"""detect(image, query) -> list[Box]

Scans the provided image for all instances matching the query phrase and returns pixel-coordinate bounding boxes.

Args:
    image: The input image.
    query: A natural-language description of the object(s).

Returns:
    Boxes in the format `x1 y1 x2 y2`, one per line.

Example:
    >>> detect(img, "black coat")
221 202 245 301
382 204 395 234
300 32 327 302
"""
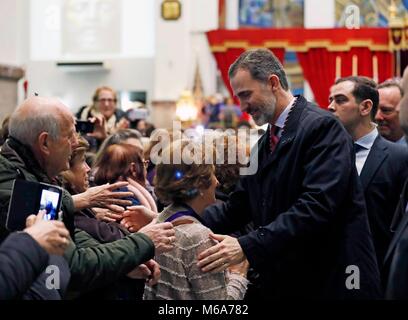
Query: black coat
384 177 408 299
203 95 381 299
359 135 408 271
0 232 48 299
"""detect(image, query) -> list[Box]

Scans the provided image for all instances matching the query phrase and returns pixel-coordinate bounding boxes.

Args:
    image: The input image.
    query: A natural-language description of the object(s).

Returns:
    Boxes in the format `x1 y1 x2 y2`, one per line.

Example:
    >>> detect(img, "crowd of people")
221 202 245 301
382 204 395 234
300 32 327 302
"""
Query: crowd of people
2 48 408 300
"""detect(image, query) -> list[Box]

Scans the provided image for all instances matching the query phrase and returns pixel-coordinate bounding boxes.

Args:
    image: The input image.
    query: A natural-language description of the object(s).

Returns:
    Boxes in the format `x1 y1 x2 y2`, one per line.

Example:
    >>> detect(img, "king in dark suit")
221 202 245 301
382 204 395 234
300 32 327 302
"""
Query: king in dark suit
197 49 381 299
329 76 408 279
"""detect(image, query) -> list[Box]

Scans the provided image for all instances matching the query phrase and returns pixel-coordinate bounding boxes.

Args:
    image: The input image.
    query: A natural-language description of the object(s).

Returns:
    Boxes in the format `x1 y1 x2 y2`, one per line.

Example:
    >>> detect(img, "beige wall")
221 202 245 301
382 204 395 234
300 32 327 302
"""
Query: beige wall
150 101 177 129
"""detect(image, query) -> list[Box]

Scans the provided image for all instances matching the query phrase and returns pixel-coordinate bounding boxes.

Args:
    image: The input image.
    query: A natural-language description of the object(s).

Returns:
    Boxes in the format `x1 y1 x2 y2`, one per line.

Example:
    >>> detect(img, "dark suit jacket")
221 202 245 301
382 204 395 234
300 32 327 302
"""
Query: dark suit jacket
203 95 381 299
384 178 408 299
360 135 408 271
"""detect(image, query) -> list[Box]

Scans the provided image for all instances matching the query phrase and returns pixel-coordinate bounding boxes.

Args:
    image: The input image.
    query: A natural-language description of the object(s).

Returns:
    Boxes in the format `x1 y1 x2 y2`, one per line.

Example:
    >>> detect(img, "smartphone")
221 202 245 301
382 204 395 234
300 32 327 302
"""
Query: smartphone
76 120 95 134
6 180 63 231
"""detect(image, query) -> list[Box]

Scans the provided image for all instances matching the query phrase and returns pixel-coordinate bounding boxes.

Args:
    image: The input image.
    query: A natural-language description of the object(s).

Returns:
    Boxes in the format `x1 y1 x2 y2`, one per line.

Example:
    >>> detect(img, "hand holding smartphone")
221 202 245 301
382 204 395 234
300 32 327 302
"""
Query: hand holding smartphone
6 180 63 231
75 120 95 134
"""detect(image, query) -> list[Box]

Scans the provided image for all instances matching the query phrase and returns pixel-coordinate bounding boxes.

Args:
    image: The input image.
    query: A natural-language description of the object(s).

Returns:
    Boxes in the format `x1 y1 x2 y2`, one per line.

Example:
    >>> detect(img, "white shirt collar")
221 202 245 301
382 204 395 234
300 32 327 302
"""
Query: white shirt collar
355 125 378 150
274 97 296 129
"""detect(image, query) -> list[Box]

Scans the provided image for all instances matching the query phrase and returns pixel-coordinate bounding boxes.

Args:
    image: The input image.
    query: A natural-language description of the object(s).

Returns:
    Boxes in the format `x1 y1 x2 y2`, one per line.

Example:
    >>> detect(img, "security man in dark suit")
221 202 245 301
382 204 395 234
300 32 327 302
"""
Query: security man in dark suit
196 49 381 299
328 76 408 278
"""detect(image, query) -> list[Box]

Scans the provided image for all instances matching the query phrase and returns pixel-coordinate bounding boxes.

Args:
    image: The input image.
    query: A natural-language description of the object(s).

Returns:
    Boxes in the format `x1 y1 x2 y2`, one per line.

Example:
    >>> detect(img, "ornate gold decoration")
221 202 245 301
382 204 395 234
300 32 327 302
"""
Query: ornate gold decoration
209 40 390 53
161 0 181 21
389 0 405 50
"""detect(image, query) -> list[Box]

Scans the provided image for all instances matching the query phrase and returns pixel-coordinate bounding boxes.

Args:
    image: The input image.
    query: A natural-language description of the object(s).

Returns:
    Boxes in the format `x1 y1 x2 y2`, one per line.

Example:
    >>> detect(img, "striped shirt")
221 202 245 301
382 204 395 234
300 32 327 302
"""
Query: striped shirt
144 204 248 300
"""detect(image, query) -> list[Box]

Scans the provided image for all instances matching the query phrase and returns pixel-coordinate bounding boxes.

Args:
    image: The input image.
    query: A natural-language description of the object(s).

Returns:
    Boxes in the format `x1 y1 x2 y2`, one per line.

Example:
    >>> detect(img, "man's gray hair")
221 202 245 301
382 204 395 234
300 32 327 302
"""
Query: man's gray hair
9 109 61 147
377 79 404 97
228 48 289 90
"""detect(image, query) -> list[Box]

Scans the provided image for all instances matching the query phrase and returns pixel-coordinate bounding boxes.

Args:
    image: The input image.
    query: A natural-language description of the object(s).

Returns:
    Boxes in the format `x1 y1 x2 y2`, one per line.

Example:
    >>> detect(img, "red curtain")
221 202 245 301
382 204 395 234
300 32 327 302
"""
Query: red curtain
297 48 394 108
213 48 244 100
207 28 393 109
297 49 337 108
337 48 393 82
376 51 394 83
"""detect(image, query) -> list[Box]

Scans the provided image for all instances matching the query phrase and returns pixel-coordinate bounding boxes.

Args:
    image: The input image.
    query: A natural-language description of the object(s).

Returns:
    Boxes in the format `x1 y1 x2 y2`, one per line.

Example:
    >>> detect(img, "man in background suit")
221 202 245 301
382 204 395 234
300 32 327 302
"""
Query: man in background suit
197 49 381 299
329 76 408 276
376 80 407 146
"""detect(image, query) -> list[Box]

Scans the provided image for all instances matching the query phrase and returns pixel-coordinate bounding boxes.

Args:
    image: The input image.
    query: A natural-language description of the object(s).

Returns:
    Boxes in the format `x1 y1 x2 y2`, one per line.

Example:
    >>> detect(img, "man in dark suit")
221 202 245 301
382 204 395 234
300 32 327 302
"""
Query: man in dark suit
197 49 381 299
328 76 408 274
376 80 407 146
384 67 408 299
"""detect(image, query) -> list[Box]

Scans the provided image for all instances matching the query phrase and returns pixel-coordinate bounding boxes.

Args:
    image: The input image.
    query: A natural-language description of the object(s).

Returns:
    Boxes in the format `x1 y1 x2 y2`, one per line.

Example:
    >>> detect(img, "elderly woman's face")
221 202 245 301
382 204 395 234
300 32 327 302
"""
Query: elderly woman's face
96 89 117 120
68 153 91 193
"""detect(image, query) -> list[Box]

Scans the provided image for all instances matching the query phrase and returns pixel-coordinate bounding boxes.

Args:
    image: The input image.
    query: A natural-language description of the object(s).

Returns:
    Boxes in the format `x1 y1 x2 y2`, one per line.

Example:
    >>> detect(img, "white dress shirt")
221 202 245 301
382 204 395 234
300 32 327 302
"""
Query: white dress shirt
354 126 378 175
273 97 297 138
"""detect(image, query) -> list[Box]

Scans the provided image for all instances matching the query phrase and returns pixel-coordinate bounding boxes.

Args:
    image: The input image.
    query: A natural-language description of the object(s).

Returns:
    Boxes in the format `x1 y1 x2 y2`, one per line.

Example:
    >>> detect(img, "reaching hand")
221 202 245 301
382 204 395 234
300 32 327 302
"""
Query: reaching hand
24 210 70 256
144 259 161 286
87 115 108 141
121 205 158 232
92 205 124 222
197 233 246 273
73 181 133 210
127 259 161 286
138 219 176 254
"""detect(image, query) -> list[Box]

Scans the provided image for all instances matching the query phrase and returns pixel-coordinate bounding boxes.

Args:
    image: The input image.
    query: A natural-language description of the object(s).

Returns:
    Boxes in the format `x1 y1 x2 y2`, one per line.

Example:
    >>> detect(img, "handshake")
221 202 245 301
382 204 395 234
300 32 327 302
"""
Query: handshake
25 206 176 258
92 204 176 255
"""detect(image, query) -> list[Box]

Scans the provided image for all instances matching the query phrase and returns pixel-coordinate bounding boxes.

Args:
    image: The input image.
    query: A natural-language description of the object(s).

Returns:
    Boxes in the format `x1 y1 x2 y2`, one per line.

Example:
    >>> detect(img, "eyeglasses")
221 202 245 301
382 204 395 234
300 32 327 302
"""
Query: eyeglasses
97 98 116 103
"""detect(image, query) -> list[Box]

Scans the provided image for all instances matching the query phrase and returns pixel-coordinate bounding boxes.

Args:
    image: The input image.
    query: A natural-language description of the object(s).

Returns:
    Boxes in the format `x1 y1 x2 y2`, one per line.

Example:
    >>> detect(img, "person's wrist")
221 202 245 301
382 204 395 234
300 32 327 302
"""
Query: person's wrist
21 229 41 246
74 193 90 210
83 188 95 207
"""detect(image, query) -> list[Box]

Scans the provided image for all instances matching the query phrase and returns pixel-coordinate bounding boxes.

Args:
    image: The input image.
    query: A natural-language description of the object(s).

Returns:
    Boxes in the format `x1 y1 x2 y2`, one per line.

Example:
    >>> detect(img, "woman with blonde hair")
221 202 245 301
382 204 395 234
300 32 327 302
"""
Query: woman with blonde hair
76 86 126 151
77 86 125 131
144 139 248 300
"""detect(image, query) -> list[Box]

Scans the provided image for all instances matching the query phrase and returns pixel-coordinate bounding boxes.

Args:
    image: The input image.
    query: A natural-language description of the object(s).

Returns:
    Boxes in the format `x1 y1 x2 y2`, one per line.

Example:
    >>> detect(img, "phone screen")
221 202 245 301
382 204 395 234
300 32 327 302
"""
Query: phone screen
6 180 63 231
39 189 61 221
75 120 94 134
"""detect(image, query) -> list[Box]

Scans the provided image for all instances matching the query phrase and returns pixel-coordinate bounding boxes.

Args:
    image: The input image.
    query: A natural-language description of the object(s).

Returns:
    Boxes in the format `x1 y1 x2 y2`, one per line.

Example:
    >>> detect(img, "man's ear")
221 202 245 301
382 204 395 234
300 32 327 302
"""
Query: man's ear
268 74 280 92
37 132 50 155
359 99 373 117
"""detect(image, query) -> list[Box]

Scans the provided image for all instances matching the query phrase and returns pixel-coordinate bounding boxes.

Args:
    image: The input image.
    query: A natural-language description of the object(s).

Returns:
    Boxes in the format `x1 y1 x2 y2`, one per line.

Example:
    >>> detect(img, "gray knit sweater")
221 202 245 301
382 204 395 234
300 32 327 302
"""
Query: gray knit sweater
144 204 248 300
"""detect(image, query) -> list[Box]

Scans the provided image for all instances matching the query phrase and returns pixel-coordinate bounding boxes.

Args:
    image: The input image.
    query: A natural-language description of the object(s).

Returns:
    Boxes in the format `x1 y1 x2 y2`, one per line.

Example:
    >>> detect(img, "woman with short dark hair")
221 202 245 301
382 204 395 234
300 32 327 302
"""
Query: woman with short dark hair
144 139 248 300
